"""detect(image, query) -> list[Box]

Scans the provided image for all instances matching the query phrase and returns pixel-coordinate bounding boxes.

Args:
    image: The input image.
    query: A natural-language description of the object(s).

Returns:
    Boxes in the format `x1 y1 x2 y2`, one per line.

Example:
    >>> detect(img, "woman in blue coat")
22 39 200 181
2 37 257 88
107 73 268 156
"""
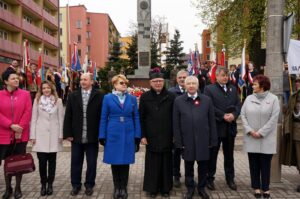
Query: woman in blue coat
99 74 141 199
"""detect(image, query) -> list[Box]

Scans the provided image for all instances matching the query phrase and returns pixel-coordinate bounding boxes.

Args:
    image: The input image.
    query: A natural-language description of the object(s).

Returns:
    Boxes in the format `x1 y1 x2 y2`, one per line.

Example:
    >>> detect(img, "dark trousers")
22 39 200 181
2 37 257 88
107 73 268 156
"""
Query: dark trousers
248 153 273 192
208 136 235 183
37 152 57 185
111 165 129 189
172 146 181 177
184 160 208 191
71 143 99 189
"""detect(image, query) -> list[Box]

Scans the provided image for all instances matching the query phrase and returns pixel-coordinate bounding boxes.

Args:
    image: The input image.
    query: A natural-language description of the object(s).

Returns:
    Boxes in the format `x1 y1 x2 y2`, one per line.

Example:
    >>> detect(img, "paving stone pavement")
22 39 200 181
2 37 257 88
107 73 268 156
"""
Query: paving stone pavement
1 148 300 199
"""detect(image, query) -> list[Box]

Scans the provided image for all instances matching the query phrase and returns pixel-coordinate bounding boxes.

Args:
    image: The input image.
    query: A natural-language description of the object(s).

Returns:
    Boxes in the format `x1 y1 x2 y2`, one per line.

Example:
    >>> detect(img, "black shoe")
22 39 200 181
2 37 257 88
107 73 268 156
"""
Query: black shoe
149 192 157 198
297 185 300 192
263 193 270 198
173 176 181 188
41 184 47 196
254 193 262 198
14 188 22 199
119 189 128 199
185 189 194 199
227 181 237 191
161 192 169 197
2 187 12 199
206 181 215 191
85 187 93 196
47 184 53 195
70 187 81 196
113 188 120 199
198 189 210 199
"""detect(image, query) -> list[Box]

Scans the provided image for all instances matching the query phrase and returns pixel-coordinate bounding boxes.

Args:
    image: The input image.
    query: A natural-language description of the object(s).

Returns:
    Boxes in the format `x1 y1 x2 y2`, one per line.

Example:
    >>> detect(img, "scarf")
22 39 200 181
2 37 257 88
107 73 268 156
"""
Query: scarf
253 91 269 102
112 90 126 104
39 95 55 113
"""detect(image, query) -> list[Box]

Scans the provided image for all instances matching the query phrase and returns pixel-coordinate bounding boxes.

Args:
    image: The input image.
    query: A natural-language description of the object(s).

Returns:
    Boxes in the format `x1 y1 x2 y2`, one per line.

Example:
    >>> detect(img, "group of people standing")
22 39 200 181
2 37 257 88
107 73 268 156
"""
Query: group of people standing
0 60 289 199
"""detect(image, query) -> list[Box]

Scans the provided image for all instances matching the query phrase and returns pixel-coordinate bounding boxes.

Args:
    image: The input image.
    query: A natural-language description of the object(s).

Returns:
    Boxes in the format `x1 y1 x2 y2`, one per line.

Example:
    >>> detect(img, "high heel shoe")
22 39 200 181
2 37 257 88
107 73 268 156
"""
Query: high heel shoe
14 187 22 199
263 192 270 198
2 187 12 199
47 184 53 195
40 184 47 196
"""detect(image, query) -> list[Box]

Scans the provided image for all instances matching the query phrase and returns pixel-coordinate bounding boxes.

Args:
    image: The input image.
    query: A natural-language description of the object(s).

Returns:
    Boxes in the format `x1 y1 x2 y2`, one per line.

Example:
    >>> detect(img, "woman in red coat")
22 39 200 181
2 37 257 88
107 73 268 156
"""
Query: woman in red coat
0 69 32 199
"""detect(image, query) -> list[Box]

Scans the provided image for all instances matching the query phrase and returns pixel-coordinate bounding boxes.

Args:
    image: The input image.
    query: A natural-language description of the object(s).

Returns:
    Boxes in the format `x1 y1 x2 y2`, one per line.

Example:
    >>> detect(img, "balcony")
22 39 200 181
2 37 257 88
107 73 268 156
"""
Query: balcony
43 32 58 47
28 48 40 61
0 39 21 55
43 10 58 27
22 21 43 40
22 0 42 16
0 9 21 28
44 54 58 66
47 0 58 8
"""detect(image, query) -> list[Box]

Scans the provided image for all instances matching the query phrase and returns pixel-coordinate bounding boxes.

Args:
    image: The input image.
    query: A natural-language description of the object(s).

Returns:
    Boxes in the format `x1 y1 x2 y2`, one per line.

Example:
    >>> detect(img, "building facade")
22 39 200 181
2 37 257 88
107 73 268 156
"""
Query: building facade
201 29 211 62
59 5 120 69
0 0 60 74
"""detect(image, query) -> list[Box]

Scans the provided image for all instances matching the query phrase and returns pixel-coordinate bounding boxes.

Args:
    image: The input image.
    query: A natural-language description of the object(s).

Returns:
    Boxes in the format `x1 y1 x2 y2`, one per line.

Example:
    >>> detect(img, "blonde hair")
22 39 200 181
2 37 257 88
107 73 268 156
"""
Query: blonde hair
35 80 59 103
111 74 129 86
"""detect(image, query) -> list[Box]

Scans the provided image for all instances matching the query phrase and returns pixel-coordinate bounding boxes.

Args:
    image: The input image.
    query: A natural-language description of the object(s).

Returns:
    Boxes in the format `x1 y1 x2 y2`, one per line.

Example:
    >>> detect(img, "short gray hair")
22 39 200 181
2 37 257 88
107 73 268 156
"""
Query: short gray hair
177 70 189 77
184 75 199 85
215 66 229 75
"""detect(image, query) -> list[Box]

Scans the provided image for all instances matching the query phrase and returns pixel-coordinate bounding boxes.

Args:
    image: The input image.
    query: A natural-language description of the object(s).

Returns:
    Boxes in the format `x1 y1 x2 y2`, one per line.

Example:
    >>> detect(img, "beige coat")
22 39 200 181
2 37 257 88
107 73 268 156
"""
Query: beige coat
30 98 64 152
241 92 280 154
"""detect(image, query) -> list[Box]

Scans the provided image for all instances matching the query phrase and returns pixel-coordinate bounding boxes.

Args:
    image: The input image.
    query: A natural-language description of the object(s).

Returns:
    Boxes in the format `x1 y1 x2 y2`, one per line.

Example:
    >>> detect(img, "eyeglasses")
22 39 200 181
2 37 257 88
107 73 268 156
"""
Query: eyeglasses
151 80 164 83
119 81 127 85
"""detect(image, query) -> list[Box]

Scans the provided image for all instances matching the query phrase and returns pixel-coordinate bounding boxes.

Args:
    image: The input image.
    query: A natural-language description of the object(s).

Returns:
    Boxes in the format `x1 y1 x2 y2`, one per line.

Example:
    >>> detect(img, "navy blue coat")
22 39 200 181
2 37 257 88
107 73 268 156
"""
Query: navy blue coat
173 93 218 161
204 83 241 137
99 93 141 164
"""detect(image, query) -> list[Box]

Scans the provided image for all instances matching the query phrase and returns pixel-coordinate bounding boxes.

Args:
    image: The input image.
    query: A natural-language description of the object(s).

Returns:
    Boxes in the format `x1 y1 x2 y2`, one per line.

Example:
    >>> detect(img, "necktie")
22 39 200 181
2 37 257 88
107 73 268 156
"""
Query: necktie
223 85 227 92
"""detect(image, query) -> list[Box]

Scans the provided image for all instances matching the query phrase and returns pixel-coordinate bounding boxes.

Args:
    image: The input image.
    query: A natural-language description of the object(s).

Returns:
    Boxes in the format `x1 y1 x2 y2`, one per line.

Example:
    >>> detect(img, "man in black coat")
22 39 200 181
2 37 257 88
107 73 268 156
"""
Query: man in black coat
63 73 103 196
173 76 218 199
139 69 175 197
204 67 241 191
168 69 188 187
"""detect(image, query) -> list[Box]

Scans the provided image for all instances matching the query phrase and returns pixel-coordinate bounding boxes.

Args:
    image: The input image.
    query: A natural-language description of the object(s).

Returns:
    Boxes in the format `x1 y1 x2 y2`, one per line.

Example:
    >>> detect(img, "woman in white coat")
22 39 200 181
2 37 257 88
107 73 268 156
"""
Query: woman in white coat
30 80 64 196
241 75 280 199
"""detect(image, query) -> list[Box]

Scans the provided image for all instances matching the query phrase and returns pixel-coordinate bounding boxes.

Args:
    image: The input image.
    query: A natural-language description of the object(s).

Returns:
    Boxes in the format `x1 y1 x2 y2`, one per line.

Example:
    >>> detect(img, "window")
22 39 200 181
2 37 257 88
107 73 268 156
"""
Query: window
60 28 62 36
60 42 62 50
77 34 81 43
206 41 210 48
0 1 8 10
59 13 62 23
76 20 82 29
44 49 49 55
44 7 50 14
0 29 8 40
87 17 91 25
44 27 51 35
87 45 91 53
86 31 91 39
23 15 32 24
78 49 81 57
206 54 210 61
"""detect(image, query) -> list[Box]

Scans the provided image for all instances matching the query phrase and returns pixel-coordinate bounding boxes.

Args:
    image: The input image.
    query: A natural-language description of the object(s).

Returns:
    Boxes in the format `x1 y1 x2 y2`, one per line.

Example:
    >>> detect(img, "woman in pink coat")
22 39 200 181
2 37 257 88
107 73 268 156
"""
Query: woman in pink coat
0 69 32 199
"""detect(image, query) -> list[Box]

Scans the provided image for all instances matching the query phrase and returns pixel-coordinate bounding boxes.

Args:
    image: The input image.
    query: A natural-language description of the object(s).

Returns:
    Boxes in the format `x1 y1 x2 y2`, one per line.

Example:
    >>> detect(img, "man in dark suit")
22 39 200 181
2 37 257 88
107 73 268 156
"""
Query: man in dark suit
63 73 103 196
204 67 241 191
168 69 188 187
173 76 218 199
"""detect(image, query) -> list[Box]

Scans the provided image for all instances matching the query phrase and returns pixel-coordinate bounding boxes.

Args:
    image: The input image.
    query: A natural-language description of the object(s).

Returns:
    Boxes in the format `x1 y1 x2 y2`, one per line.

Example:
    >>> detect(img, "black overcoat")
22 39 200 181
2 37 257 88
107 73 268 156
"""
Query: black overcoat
173 93 218 161
139 88 175 152
63 88 104 143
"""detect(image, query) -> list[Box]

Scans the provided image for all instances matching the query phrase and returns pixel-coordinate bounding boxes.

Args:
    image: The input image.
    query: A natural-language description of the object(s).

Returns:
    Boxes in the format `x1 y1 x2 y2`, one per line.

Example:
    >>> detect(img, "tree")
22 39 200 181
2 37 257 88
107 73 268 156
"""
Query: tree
151 39 160 68
126 33 138 73
192 0 266 67
165 29 185 72
98 41 129 93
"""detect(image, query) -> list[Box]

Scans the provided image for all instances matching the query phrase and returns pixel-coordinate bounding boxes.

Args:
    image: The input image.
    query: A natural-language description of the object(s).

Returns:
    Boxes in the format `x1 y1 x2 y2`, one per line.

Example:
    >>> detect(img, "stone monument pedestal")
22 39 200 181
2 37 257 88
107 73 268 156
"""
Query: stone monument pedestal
127 68 150 88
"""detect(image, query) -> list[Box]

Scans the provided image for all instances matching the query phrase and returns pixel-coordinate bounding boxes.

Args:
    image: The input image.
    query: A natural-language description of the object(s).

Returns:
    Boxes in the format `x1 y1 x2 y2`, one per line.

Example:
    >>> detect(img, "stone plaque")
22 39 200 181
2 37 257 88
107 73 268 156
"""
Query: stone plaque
139 52 150 66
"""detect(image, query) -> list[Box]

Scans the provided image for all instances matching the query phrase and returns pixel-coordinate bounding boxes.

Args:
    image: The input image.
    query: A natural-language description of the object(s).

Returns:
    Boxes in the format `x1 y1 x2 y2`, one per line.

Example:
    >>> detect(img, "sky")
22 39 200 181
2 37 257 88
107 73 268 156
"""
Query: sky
59 0 207 53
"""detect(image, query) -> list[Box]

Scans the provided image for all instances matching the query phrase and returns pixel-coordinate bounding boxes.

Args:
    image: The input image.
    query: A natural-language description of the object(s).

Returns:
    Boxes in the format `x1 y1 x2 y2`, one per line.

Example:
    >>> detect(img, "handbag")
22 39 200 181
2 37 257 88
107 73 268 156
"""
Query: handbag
4 141 35 176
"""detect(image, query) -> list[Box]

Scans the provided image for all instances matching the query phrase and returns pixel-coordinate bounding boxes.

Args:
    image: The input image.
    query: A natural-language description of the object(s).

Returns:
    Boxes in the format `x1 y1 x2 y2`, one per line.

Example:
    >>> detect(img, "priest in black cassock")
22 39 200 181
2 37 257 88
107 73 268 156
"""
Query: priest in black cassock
139 68 175 198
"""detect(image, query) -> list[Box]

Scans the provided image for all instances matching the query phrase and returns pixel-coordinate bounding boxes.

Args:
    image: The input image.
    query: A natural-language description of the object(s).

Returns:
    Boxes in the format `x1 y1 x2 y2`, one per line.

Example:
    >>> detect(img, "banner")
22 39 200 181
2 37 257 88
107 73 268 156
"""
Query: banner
288 39 300 75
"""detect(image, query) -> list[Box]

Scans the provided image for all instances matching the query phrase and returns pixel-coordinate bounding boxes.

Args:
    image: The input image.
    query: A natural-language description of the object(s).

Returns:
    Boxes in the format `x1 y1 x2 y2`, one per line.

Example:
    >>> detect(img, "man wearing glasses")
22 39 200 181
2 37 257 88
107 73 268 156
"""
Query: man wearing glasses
139 68 175 198
168 70 188 187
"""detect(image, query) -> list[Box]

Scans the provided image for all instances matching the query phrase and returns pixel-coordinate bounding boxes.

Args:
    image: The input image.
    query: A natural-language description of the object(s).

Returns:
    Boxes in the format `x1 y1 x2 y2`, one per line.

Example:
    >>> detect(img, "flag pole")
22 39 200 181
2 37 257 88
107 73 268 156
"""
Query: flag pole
288 75 293 95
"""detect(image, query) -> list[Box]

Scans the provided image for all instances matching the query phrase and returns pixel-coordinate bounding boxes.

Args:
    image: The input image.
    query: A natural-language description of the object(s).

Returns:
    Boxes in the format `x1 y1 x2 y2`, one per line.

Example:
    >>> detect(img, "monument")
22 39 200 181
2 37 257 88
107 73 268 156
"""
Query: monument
128 0 152 87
